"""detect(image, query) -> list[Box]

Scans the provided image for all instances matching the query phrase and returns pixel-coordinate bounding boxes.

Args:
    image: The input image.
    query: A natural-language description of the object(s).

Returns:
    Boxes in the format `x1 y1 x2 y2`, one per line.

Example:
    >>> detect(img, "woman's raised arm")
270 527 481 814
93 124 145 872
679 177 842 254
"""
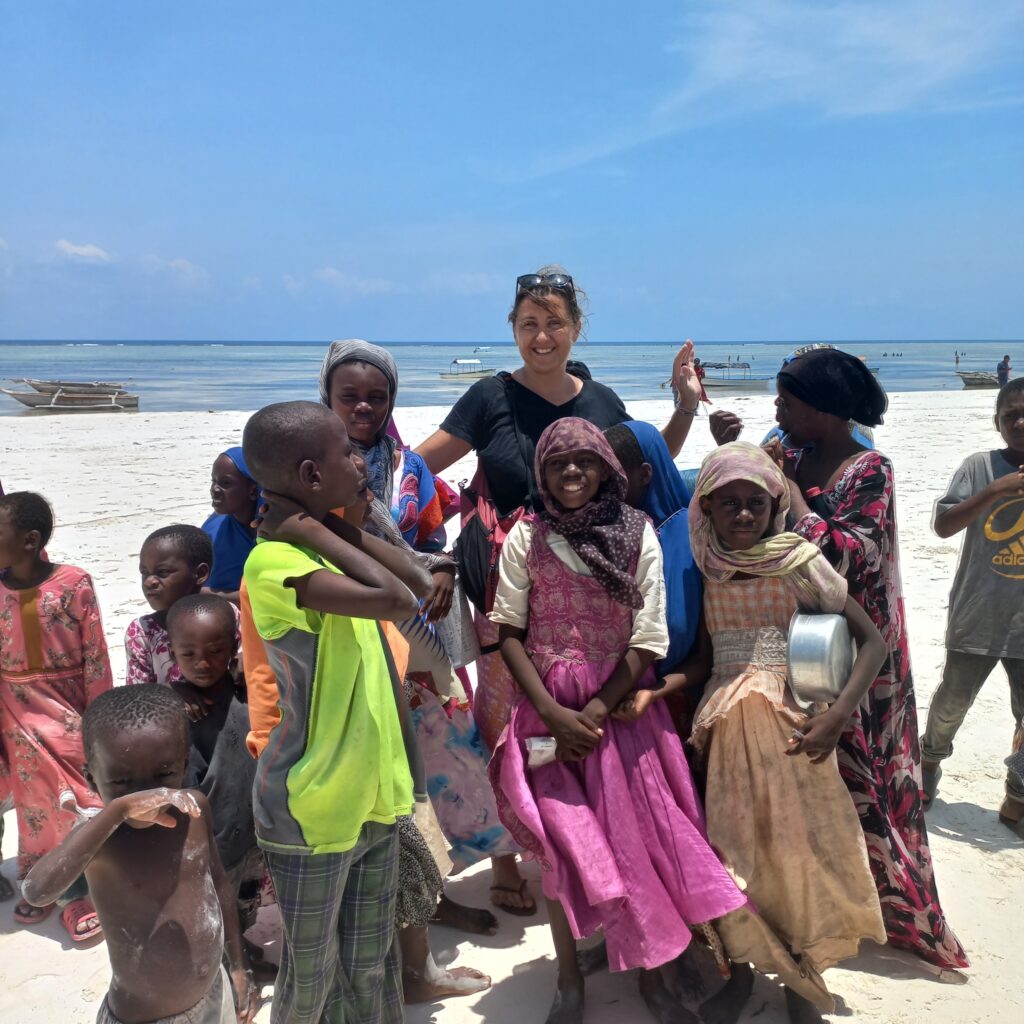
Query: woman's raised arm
415 429 473 476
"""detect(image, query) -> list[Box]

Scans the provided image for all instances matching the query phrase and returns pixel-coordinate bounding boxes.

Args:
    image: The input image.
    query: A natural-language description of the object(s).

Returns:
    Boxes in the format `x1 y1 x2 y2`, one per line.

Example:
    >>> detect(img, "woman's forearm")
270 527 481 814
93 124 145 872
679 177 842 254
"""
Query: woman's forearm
661 403 697 459
497 625 559 719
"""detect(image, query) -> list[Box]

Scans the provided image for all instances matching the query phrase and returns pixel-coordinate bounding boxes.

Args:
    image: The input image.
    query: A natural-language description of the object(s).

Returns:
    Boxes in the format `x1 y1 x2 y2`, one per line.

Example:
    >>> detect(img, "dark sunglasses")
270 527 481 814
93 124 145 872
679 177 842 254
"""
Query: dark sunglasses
515 273 575 299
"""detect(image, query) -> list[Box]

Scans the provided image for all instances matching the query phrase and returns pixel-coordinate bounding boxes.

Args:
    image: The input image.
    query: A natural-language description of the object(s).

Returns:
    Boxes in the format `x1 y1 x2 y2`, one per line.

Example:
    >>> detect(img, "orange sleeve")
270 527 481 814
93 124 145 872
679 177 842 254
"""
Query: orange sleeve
239 580 281 759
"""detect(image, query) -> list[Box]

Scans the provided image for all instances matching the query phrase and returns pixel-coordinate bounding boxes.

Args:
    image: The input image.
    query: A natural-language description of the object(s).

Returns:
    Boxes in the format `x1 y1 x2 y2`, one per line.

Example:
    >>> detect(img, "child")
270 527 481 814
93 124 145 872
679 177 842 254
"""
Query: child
644 442 887 1024
0 491 110 940
241 400 431 1024
488 419 748 1024
203 447 259 601
924 377 1024 827
166 594 265 949
22 684 257 1024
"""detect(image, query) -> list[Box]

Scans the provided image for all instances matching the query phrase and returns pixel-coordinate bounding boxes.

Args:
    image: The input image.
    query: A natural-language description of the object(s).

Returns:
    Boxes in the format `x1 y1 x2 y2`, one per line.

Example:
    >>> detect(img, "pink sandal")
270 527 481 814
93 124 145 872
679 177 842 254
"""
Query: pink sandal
14 899 55 925
61 898 103 942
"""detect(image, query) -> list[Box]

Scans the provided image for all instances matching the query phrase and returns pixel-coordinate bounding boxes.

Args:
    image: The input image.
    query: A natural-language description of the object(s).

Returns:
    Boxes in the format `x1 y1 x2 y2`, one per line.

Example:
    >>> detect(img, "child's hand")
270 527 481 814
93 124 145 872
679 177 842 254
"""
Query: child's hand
258 491 318 544
786 707 845 763
613 689 658 721
991 468 1024 499
710 410 743 445
421 567 455 622
762 437 786 469
115 788 201 828
171 681 216 722
543 705 603 761
230 967 258 1023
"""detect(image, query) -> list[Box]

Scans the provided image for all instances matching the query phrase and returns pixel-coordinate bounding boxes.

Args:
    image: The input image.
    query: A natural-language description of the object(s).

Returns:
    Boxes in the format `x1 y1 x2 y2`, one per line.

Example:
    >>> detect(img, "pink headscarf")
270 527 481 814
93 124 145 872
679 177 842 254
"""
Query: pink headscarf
534 418 647 609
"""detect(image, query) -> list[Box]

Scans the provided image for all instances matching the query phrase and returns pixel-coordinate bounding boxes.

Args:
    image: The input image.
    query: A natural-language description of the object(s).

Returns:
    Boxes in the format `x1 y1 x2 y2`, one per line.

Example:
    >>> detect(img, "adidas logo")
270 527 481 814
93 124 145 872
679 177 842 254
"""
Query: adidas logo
993 540 1024 568
987 497 1024 579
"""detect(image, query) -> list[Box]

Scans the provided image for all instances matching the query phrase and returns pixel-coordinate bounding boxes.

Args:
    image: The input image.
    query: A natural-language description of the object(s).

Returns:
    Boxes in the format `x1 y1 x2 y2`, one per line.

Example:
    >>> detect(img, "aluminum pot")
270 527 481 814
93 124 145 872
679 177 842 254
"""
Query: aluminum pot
787 611 855 709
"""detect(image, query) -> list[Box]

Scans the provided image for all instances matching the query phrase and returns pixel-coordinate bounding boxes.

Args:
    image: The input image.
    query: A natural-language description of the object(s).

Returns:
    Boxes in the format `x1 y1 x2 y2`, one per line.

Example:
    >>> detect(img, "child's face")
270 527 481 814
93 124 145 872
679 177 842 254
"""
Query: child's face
702 480 773 551
621 461 653 509
169 612 237 688
309 416 369 511
543 449 610 510
139 538 208 613
996 393 1024 453
0 510 32 571
88 723 188 823
210 454 257 519
327 362 391 446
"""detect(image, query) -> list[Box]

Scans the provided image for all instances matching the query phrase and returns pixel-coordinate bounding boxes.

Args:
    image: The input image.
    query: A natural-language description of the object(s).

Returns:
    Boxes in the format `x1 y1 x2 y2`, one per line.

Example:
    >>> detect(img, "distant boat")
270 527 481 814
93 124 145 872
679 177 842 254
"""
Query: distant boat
473 346 492 353
21 378 126 395
955 370 1001 389
2 388 139 411
439 358 495 380
699 362 773 392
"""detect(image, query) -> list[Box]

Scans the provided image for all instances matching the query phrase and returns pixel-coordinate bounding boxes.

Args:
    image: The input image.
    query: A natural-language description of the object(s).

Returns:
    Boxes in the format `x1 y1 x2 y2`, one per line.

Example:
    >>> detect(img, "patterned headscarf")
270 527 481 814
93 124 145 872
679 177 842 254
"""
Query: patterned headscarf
319 339 399 505
688 441 843 606
535 418 647 609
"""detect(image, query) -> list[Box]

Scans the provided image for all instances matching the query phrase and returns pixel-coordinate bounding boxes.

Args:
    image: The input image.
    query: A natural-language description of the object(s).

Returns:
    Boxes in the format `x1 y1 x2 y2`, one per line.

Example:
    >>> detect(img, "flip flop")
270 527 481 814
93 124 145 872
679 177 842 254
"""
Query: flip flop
14 899 55 925
489 879 537 917
61 898 103 942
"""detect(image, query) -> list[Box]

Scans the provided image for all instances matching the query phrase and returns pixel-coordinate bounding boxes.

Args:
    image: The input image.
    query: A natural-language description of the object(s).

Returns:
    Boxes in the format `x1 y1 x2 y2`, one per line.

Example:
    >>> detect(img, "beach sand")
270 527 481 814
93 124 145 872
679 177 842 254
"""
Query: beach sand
2 390 1021 1023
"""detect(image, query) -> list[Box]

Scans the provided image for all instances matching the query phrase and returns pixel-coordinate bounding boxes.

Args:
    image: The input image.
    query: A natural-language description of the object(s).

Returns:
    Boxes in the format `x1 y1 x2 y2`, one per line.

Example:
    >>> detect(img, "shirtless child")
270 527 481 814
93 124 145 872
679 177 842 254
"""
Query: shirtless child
22 684 258 1024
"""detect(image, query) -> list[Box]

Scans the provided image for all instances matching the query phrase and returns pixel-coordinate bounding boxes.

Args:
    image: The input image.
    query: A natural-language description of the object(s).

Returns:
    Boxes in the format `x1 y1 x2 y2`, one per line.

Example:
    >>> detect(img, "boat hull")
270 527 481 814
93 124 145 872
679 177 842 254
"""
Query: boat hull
2 389 139 411
955 372 1001 389
439 371 494 379
22 378 126 394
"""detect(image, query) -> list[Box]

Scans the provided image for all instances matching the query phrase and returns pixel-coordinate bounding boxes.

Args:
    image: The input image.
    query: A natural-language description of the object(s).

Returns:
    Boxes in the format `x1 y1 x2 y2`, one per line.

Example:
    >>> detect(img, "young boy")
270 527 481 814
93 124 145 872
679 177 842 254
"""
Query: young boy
22 684 257 1024
924 378 1024 828
166 594 265 952
241 401 431 1024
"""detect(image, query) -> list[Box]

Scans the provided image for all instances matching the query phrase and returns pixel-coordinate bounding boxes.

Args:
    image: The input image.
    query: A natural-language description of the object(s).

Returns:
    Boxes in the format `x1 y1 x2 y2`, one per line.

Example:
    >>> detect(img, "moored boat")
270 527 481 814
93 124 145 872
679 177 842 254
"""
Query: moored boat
955 370 1001 389
439 358 495 380
2 388 139 411
21 378 126 394
698 361 773 392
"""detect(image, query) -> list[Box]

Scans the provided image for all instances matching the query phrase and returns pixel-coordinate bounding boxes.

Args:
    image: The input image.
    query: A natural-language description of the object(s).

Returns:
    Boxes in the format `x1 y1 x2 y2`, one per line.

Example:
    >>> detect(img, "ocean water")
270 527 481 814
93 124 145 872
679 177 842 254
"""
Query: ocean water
0 339 1018 416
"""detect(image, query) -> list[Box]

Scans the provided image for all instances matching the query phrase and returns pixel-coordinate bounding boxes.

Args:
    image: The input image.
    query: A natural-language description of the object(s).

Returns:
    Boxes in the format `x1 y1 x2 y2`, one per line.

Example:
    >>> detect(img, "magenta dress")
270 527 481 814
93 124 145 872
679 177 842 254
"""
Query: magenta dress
489 523 746 972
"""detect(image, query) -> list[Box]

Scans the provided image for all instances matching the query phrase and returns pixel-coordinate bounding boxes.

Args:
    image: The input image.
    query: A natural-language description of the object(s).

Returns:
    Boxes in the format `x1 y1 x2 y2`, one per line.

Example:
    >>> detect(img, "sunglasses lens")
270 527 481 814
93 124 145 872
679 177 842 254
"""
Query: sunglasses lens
516 274 543 291
516 273 575 294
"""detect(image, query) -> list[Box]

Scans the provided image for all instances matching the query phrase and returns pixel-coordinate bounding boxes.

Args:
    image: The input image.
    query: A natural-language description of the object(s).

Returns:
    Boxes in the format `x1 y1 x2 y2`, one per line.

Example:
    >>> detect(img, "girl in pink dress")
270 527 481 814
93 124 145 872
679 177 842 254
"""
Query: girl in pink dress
488 419 747 1024
0 492 112 939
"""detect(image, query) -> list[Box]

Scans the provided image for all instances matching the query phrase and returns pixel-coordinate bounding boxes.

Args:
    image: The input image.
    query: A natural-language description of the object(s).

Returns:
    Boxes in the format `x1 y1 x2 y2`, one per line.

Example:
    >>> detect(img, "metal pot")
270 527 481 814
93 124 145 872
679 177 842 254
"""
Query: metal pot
787 611 855 709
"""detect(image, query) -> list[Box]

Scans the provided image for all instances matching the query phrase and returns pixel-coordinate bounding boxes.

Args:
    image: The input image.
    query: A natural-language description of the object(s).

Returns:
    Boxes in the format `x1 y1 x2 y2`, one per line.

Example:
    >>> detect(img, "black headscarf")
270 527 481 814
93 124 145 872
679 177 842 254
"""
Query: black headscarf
777 348 887 427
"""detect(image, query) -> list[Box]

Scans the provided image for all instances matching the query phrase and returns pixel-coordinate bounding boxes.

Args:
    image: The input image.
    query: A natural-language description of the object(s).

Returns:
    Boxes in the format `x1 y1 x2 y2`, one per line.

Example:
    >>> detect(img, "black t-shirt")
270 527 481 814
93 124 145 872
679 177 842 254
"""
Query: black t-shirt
441 366 630 515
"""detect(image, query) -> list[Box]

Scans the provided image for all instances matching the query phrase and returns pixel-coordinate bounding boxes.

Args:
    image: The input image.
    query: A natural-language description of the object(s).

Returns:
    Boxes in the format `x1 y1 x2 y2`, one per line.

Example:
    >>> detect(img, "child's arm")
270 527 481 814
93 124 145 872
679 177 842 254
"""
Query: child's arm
934 467 1024 538
498 625 603 760
786 595 886 763
259 494 421 621
76 574 113 703
22 789 203 907
200 795 257 1024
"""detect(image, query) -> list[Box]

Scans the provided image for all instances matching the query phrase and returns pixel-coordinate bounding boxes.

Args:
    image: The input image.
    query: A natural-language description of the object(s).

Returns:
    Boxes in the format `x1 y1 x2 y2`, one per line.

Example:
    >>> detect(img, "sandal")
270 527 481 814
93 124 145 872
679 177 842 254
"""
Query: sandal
14 899 55 925
489 879 537 917
61 898 103 942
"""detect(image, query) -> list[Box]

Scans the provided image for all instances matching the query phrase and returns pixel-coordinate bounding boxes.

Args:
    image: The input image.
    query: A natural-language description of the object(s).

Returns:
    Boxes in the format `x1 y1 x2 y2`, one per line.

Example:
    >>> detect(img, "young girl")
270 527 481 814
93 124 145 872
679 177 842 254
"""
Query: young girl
0 491 110 940
202 446 259 601
489 419 747 1024
639 443 888 1024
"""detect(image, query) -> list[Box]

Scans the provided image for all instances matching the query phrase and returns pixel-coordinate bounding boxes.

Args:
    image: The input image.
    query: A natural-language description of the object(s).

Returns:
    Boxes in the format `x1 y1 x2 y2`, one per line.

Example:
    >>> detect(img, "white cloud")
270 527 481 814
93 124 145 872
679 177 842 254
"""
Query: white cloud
143 255 210 289
282 273 305 295
55 238 112 264
313 267 394 296
420 270 505 296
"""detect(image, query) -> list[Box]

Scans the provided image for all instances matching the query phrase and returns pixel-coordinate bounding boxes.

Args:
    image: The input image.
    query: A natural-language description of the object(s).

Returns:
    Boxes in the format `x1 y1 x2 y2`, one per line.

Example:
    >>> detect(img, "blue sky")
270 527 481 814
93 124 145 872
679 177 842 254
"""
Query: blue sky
1 1 1022 342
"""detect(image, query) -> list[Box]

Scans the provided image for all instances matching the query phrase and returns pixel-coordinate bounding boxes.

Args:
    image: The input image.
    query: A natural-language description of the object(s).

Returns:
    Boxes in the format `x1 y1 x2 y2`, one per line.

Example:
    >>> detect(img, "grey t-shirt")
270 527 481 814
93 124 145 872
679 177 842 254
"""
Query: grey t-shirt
936 450 1024 657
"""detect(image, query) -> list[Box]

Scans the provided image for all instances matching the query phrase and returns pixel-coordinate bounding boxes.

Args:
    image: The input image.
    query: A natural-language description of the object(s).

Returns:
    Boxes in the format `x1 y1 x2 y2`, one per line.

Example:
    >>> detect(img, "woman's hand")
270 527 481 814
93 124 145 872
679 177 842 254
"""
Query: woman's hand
257 491 319 544
171 681 216 722
543 704 604 762
421 567 455 622
612 688 658 721
786 707 846 763
762 437 786 470
710 410 743 445
671 339 702 410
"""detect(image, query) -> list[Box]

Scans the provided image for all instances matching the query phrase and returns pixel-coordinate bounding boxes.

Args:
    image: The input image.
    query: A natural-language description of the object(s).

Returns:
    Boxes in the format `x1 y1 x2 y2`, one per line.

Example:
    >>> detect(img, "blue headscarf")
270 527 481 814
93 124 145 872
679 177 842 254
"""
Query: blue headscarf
202 447 258 592
624 422 703 674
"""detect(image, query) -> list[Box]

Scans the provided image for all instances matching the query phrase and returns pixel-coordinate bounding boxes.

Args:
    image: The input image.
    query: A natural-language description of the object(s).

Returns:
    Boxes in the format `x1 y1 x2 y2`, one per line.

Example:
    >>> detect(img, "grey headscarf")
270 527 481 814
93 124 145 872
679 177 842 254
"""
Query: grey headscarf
319 338 400 505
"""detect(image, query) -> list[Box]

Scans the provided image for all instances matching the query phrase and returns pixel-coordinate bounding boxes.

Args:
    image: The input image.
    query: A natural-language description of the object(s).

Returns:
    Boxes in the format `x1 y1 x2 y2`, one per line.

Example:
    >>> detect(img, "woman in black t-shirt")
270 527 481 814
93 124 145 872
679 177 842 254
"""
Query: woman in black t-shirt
413 267 702 916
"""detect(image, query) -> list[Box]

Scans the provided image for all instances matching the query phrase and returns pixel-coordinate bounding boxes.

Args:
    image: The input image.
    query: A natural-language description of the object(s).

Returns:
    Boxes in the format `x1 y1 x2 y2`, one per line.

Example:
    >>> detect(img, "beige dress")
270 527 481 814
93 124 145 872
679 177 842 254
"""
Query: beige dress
692 574 886 1007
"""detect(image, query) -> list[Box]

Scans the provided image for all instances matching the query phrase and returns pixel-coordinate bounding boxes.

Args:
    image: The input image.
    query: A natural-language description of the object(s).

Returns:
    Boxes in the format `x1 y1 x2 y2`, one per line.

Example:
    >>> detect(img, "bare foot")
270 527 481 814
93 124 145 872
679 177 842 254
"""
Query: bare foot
639 969 698 1023
785 986 825 1024
699 962 753 1024
547 973 585 1024
403 965 491 1003
431 893 498 935
576 939 608 976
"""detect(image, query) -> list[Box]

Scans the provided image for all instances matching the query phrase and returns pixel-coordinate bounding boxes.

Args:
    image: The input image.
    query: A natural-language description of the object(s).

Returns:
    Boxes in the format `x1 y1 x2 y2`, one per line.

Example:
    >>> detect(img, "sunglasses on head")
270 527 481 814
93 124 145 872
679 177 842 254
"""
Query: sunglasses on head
516 273 575 300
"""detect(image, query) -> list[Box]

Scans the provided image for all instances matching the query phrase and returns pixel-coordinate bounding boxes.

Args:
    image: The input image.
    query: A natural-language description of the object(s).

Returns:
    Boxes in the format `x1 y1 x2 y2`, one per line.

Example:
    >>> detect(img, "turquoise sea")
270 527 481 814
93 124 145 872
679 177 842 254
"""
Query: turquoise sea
0 339 1018 416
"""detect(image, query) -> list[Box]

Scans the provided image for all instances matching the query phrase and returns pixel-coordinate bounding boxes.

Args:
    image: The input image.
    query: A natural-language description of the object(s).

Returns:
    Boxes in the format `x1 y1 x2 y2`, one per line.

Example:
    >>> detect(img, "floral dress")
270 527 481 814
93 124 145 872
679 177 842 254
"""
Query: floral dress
0 566 112 876
793 450 968 970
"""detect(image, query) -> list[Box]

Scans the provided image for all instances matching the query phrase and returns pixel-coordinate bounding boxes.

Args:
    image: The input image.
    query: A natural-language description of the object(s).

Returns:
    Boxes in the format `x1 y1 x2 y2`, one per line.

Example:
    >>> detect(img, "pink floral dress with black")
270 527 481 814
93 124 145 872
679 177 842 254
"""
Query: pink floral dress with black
792 449 968 971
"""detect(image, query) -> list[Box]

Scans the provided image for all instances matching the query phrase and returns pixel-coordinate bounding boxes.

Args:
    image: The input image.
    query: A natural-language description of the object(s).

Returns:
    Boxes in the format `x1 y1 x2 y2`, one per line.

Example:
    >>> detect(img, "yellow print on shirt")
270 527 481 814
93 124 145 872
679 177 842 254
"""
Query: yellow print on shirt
986 497 1024 578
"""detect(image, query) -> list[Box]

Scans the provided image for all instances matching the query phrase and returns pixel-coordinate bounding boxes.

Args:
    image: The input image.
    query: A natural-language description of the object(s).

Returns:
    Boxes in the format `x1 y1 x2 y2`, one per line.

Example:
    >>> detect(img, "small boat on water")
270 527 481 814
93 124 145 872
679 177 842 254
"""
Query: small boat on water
699 361 773 392
955 370 1001 389
439 358 495 380
20 378 126 394
2 388 139 411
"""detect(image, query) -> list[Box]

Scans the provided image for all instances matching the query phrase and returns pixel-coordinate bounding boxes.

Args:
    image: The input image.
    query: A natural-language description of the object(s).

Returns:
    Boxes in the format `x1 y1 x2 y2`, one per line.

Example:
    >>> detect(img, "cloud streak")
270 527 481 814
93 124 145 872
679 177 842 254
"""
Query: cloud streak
313 267 395 296
54 238 112 263
143 255 210 289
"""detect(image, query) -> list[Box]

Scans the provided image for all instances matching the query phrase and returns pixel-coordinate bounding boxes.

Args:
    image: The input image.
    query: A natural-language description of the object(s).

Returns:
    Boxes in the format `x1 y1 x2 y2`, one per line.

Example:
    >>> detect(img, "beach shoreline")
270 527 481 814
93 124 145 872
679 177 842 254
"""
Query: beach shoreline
2 390 1022 1024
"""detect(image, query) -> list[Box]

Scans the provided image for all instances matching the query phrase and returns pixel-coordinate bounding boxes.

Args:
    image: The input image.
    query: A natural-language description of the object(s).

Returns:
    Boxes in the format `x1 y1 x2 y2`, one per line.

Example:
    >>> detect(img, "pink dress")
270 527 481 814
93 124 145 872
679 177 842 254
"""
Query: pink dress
489 523 746 972
0 566 112 876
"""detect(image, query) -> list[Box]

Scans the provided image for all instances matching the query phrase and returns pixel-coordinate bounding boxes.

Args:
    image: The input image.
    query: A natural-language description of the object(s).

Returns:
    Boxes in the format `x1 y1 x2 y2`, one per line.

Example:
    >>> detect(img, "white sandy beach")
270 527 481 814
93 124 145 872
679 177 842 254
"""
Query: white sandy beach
2 390 1022 1024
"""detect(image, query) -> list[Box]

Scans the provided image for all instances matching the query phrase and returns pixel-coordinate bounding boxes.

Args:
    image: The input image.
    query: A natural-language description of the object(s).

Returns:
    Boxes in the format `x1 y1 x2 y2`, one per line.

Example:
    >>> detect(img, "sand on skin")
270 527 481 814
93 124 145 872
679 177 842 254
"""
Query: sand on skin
1 391 1021 1024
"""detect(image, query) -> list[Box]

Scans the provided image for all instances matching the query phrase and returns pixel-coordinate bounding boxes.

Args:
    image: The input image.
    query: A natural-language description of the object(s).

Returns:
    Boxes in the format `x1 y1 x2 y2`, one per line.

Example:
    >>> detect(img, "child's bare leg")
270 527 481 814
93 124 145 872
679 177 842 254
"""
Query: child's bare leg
699 961 753 1024
638 968 698 1024
546 898 584 1024
784 986 825 1024
399 924 490 1003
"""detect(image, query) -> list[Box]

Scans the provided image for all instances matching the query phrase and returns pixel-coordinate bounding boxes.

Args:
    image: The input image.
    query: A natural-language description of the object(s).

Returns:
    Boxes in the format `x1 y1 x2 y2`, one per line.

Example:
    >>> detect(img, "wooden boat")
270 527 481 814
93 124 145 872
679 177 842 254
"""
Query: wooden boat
2 388 139 411
21 378 126 394
955 371 1001 389
439 358 495 380
699 361 773 392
